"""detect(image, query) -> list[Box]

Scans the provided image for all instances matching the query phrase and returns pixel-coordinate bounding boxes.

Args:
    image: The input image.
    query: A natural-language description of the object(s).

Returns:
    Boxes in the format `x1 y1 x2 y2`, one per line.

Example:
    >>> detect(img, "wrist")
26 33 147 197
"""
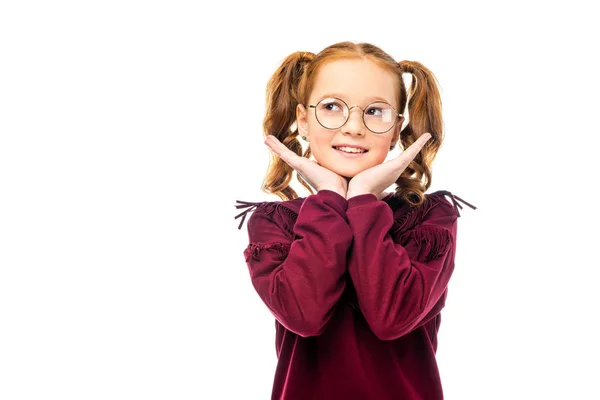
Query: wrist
347 192 379 208
317 187 346 197
347 190 388 201
319 185 346 197
347 189 369 199
331 188 347 198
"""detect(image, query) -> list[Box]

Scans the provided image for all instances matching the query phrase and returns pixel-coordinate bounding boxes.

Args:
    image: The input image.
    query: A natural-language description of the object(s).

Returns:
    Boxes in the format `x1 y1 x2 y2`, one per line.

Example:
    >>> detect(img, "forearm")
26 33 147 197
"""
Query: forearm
245 190 352 337
346 193 456 340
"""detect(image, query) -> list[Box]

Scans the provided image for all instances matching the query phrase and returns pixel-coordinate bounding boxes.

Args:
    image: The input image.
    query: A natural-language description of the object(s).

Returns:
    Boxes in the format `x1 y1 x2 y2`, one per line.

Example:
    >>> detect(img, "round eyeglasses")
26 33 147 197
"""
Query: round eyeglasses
307 97 403 134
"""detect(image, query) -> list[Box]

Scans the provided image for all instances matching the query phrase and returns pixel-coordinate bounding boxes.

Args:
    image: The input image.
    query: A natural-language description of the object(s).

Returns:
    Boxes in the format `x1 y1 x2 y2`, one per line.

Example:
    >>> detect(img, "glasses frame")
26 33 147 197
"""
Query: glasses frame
307 97 403 134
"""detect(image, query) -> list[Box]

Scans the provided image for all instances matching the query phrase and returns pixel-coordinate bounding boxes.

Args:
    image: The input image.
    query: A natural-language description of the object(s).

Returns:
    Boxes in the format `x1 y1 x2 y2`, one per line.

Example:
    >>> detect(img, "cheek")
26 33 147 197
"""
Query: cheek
363 141 393 166
370 150 388 165
307 127 332 152
371 140 392 159
310 138 329 160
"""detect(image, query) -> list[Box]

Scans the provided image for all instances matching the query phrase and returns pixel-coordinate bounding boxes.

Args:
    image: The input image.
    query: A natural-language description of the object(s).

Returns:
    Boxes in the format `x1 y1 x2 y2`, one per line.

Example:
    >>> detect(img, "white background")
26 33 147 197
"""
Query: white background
1 1 599 399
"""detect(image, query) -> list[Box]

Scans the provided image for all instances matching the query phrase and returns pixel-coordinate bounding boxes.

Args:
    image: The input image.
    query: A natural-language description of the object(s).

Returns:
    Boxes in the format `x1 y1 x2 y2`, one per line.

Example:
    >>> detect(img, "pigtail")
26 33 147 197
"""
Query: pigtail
262 52 314 201
396 60 444 207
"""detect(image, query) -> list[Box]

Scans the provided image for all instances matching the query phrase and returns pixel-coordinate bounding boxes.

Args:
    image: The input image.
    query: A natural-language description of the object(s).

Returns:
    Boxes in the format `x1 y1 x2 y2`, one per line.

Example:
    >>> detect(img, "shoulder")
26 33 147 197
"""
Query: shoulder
235 196 305 232
428 190 460 216
428 190 477 218
390 189 475 235
254 197 304 219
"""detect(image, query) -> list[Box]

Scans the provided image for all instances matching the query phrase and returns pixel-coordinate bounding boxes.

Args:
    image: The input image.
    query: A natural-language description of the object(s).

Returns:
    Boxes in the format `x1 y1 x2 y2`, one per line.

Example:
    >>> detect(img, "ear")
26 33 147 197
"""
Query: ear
390 116 404 150
296 104 309 137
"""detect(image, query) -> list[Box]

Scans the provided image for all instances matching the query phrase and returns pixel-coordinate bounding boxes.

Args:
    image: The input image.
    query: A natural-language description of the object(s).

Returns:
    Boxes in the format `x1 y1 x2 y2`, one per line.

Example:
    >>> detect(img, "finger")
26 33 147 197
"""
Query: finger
394 133 432 166
264 135 302 167
269 142 315 187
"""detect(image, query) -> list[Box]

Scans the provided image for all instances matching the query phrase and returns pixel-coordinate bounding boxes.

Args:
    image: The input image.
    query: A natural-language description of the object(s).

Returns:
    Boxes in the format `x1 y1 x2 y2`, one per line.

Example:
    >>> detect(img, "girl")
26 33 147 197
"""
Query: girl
235 41 476 400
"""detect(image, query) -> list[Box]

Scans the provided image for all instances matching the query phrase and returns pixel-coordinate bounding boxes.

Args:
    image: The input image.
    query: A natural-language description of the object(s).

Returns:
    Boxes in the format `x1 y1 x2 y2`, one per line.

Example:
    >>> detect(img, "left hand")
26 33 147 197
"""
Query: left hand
347 133 432 199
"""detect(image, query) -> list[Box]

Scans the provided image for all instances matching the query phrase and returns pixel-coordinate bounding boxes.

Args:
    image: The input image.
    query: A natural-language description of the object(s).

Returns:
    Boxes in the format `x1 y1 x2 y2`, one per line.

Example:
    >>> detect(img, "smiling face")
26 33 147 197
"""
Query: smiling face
296 58 403 179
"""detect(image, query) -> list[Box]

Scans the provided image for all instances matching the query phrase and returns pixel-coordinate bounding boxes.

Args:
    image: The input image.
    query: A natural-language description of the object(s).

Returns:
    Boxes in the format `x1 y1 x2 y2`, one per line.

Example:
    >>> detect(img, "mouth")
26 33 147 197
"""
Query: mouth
332 145 369 156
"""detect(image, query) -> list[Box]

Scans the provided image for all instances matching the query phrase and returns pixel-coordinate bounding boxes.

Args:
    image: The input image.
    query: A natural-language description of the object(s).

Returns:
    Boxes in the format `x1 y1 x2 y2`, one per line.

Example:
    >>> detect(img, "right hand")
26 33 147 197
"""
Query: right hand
265 135 348 197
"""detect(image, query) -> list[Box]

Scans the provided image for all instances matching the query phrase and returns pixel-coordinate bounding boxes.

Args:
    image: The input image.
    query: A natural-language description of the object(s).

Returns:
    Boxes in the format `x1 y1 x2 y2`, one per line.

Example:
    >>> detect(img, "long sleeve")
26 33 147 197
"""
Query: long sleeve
346 193 458 341
243 190 352 337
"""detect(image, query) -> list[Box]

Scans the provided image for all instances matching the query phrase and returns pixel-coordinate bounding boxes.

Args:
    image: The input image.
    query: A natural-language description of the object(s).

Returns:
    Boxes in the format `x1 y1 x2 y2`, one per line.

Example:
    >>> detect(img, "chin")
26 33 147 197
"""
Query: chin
317 158 370 179
332 167 360 179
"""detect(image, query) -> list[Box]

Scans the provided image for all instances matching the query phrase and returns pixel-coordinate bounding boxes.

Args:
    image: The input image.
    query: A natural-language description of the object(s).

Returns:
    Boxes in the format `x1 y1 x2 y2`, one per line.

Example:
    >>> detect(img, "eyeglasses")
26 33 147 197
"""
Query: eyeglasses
307 97 403 134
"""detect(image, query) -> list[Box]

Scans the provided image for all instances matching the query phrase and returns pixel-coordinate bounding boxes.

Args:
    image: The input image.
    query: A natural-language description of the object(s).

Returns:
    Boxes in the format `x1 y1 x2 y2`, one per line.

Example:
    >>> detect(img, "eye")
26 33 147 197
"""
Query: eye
318 98 344 113
366 106 383 116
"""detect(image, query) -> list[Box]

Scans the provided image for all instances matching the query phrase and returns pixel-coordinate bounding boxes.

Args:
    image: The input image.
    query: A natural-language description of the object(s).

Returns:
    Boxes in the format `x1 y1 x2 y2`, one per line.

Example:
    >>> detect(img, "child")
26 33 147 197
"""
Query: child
235 41 476 400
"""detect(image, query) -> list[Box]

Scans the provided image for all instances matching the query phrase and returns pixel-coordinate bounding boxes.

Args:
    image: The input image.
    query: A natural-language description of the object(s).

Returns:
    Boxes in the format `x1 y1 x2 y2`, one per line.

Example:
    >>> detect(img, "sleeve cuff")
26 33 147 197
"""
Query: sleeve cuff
347 193 379 209
315 189 348 212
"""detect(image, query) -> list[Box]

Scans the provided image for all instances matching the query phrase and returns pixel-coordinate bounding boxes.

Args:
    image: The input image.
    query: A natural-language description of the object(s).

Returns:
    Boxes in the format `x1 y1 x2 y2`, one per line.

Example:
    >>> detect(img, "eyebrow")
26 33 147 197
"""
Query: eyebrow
317 93 394 105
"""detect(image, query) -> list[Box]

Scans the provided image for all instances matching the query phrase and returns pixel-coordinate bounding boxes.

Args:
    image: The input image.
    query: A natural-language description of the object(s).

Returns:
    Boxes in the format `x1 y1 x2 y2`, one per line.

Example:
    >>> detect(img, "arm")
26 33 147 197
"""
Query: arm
244 190 352 337
346 193 457 341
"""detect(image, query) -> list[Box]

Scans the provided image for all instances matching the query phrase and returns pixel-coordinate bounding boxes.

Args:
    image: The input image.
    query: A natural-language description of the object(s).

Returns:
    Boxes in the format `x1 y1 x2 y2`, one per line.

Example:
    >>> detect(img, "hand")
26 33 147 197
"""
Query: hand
265 135 348 197
347 133 432 199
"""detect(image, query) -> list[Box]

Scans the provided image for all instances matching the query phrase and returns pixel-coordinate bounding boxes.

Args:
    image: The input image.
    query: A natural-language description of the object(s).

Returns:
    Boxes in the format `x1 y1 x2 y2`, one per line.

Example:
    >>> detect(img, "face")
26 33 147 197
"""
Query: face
296 58 403 179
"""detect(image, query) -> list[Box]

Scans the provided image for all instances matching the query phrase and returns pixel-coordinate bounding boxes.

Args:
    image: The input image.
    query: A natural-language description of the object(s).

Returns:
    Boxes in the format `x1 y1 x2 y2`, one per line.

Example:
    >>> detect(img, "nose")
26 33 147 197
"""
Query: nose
341 106 366 137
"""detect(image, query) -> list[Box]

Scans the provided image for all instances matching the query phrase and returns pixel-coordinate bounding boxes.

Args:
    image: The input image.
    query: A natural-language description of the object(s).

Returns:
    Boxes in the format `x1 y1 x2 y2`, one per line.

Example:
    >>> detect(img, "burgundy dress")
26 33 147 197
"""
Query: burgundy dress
235 189 476 400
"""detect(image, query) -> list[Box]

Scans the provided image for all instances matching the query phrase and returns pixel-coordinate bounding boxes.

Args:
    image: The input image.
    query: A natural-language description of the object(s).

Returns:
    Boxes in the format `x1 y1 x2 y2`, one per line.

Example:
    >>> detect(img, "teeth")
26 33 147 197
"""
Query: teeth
335 146 366 154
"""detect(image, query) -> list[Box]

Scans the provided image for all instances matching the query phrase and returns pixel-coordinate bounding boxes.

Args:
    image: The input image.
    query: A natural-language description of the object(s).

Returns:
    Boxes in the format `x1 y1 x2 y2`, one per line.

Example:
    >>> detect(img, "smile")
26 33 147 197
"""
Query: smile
333 146 368 157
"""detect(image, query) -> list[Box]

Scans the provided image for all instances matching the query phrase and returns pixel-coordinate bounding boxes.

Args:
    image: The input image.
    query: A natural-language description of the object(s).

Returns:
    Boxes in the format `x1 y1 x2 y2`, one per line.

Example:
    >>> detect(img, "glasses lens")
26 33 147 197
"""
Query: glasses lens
364 102 396 133
315 98 348 129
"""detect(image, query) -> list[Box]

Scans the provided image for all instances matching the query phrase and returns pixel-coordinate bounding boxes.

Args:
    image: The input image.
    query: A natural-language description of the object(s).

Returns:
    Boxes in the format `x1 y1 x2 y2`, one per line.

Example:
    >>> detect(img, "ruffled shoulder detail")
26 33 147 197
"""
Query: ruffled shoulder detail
244 242 291 263
234 200 267 230
411 224 454 262
390 190 476 240
234 197 303 232
431 190 477 218
390 193 439 236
